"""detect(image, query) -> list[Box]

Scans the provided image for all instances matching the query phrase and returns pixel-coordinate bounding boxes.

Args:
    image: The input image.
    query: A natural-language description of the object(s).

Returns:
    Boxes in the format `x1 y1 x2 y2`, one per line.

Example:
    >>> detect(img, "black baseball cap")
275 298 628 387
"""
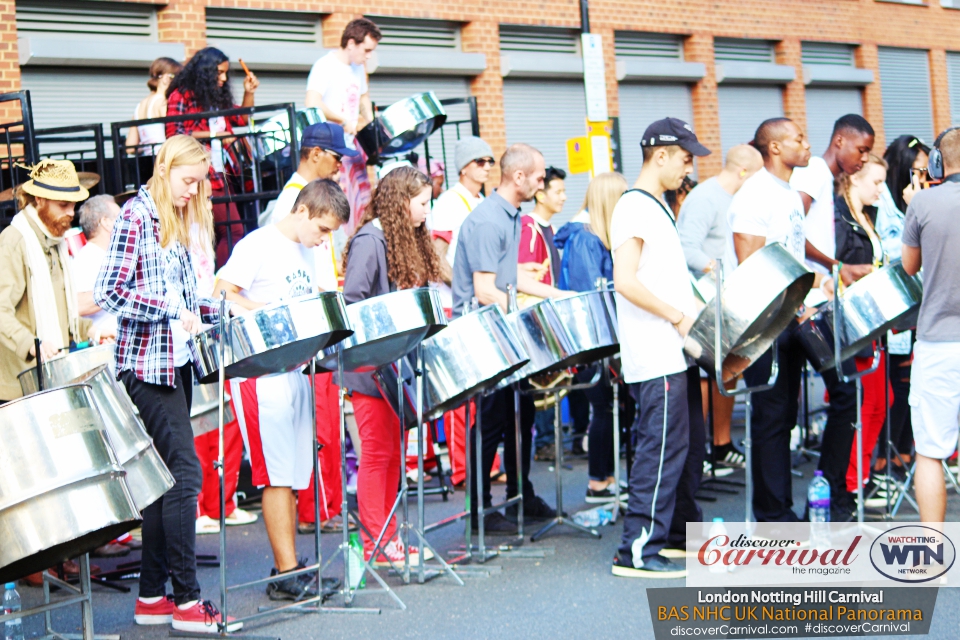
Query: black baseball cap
639 117 711 157
301 122 360 157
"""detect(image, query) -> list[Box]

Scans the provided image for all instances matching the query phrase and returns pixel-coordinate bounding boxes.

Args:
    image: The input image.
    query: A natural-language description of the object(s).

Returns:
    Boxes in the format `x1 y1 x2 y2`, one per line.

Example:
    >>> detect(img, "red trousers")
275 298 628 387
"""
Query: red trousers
846 351 893 492
444 402 474 485
194 397 242 519
353 391 400 555
297 373 343 524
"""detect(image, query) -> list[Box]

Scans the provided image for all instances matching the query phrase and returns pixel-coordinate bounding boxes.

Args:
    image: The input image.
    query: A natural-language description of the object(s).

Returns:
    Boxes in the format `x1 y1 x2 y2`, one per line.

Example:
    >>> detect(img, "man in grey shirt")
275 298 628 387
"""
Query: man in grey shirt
452 143 563 533
902 127 960 524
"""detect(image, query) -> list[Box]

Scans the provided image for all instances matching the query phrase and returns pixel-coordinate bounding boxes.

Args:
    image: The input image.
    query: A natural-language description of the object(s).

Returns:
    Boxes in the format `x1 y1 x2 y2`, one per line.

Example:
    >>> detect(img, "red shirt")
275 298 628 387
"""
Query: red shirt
165 88 246 192
518 214 560 286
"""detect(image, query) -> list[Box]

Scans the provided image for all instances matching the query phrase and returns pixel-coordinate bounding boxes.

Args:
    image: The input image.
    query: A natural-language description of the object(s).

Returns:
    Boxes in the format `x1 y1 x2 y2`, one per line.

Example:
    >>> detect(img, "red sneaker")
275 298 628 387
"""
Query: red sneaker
134 595 174 625
171 600 242 634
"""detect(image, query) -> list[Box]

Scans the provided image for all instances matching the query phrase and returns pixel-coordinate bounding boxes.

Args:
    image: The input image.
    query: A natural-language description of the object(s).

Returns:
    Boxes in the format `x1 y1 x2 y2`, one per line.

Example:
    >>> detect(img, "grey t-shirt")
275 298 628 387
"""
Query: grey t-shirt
677 177 735 276
901 181 960 341
451 191 521 315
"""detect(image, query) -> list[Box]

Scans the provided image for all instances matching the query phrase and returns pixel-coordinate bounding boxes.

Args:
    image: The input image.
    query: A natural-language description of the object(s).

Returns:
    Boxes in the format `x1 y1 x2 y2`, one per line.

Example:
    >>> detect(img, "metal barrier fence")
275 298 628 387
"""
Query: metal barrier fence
0 91 36 229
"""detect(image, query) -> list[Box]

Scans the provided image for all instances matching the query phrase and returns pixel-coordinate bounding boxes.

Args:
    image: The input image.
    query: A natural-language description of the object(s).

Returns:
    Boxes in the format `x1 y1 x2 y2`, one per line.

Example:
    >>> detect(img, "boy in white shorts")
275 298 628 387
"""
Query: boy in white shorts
218 179 349 600
901 127 960 523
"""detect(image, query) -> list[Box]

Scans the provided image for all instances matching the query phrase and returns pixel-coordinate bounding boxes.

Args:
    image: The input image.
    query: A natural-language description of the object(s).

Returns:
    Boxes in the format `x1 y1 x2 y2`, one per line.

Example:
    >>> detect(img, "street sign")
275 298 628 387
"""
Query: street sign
566 136 592 174
581 33 608 122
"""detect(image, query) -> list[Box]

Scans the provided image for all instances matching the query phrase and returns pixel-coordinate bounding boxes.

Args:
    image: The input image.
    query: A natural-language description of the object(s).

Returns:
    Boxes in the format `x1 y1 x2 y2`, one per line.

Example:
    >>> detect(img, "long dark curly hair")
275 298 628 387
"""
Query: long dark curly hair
166 47 234 110
343 166 441 289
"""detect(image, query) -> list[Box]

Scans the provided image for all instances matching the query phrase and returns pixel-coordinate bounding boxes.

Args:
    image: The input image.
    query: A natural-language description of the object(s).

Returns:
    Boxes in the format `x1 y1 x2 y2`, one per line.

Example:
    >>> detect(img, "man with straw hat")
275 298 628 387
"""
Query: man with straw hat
0 159 92 401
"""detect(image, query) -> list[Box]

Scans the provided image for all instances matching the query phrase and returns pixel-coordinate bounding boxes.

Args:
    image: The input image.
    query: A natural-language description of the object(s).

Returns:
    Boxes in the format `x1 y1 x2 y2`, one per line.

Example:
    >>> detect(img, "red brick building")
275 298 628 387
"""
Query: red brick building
6 0 960 220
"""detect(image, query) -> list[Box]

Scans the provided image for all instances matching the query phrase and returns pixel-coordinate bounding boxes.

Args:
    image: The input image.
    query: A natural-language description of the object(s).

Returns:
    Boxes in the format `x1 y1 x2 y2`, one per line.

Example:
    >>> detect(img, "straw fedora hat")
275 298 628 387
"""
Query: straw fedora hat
20 159 89 202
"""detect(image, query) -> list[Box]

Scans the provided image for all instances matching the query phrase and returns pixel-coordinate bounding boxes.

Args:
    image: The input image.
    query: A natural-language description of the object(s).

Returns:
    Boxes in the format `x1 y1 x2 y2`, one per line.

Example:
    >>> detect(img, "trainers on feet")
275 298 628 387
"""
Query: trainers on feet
612 553 687 579
195 515 220 535
585 484 629 504
714 442 746 469
522 495 560 521
660 545 696 559
471 511 518 534
224 508 258 526
266 562 320 602
370 540 435 567
134 595 174 625
171 600 241 634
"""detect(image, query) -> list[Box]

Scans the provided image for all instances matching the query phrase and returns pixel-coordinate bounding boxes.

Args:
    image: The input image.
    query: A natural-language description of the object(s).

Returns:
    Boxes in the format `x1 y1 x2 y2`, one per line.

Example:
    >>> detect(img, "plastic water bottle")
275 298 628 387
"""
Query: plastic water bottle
707 518 729 574
347 532 366 590
808 470 831 549
3 583 23 640
572 506 613 528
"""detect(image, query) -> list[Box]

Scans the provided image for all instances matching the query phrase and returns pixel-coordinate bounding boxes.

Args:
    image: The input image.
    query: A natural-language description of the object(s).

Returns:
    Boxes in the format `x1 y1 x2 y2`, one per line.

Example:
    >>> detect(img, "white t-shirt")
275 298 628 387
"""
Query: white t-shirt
265 173 339 293
218 225 316 304
728 168 806 265
790 156 835 273
71 242 117 335
160 245 192 367
431 182 483 310
306 51 367 134
610 190 696 383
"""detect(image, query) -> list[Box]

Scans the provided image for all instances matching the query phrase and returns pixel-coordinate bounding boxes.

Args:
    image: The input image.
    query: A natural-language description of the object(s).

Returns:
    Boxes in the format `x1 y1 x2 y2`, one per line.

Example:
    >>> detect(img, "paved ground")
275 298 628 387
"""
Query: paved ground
16 422 960 640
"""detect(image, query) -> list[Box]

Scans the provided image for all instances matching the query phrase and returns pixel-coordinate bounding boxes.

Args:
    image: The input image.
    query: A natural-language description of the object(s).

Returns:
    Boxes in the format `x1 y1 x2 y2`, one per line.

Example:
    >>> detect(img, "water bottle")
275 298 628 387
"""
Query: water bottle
572 506 613 528
808 470 831 549
707 518 728 574
3 583 23 640
347 532 366 590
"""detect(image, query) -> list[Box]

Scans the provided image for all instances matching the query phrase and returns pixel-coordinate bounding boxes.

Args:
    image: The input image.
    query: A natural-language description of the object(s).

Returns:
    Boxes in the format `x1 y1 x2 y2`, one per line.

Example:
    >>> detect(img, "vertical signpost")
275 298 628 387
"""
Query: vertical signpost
581 32 613 176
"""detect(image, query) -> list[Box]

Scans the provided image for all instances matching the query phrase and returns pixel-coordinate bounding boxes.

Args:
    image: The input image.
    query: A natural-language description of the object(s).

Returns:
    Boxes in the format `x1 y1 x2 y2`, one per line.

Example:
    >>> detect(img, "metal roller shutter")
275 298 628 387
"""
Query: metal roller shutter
617 83 693 181
804 88 863 152
503 79 588 226
877 47 933 143
717 85 783 155
947 52 960 126
21 67 148 130
229 72 308 111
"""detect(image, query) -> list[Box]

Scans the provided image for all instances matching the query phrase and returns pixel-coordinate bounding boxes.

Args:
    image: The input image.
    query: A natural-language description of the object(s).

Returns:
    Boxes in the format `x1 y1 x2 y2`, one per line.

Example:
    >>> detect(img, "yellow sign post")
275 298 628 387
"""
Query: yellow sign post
587 120 614 176
566 136 592 175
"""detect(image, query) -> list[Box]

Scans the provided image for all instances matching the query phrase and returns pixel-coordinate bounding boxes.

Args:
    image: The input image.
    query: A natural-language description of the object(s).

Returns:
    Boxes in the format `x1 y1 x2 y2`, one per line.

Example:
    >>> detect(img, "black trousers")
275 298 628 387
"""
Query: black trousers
121 365 202 604
669 366 705 546
469 386 536 517
567 389 590 437
884 353 914 459
574 366 615 481
815 358 859 500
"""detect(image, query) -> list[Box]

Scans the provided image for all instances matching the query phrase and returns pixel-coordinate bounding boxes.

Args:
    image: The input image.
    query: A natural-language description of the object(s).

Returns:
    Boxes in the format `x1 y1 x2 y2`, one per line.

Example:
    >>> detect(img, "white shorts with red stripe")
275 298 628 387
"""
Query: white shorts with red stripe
231 371 314 490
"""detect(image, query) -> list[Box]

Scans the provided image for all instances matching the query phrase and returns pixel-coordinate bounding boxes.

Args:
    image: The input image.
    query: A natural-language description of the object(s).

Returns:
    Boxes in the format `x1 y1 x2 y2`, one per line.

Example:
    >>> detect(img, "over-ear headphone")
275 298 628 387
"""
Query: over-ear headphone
927 126 960 180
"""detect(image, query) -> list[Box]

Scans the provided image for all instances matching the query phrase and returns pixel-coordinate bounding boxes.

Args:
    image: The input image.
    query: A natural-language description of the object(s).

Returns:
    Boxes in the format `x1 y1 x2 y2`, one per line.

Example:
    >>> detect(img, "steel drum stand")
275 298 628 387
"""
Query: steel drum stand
608 359 624 522
711 260 778 532
529 368 603 542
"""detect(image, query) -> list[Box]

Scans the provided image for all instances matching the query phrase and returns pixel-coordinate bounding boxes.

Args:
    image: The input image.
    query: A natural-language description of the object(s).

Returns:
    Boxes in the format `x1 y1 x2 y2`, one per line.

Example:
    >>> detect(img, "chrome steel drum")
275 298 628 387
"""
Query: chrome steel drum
0 384 140 584
497 299 577 388
356 92 447 164
18 344 115 395
191 324 234 384
421 305 529 420
190 380 236 438
684 243 814 381
797 261 923 372
257 107 326 158
317 288 446 372
193 292 353 381
56 366 172 511
550 290 619 366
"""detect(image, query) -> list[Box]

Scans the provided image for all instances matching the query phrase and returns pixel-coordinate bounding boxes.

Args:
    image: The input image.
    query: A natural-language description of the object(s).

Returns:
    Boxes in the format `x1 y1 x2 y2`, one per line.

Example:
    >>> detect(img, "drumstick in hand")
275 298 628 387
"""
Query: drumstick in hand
239 58 253 79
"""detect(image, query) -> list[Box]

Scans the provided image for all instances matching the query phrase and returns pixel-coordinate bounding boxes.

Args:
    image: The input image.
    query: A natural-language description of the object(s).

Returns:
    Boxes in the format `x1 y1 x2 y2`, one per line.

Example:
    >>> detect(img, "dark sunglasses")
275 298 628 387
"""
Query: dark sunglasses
324 149 343 162
474 157 495 167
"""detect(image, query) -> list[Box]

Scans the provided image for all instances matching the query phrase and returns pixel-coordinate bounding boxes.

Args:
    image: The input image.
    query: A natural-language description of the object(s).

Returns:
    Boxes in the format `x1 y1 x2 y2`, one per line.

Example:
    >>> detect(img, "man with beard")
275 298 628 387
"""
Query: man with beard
0 160 92 401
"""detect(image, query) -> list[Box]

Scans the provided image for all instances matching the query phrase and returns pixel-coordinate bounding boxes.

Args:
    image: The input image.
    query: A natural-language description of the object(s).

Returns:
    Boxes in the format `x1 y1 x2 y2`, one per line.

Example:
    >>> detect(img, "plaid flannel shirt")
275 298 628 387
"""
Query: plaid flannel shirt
165 88 246 192
94 186 223 388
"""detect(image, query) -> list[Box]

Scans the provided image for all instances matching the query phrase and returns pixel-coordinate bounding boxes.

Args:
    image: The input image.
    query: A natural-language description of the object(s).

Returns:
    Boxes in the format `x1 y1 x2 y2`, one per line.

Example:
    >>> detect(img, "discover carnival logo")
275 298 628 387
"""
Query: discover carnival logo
869 525 956 583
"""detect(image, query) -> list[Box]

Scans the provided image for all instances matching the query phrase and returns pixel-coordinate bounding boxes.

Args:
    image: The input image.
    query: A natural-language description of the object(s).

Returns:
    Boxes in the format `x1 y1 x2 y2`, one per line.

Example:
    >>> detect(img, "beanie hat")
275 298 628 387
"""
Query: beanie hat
454 136 494 174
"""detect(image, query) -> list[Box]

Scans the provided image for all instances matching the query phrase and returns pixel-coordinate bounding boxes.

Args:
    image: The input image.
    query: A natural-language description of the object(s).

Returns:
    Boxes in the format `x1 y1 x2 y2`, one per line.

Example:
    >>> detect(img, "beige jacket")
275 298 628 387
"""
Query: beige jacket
0 216 91 399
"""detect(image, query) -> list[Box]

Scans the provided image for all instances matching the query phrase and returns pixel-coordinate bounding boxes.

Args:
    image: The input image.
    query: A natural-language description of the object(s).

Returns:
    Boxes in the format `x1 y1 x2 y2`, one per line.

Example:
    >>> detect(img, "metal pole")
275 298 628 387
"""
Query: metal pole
217 292 228 630
79 553 94 640
884 343 893 517
416 346 426 583
744 393 753 529
463 398 473 561
856 379 864 524
397 358 410 584
513 385 524 541
310 358 322 593
337 350 353 604
475 395 487 560
611 366 621 520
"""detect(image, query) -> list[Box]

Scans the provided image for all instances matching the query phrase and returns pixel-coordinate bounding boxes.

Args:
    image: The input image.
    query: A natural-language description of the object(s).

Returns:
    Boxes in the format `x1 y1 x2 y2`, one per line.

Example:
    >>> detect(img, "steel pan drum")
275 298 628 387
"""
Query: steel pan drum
18 344 116 395
317 288 446 373
190 380 236 438
497 299 577 388
421 305 529 420
797 261 923 372
191 324 234 384
684 243 814 381
0 385 140 584
550 290 619 366
356 93 447 164
257 107 326 158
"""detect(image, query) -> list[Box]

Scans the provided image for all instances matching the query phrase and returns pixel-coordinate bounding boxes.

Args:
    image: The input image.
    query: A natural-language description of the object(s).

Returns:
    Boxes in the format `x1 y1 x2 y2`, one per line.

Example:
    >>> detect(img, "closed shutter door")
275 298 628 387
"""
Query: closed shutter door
804 88 862 151
877 47 933 142
21 67 147 130
947 52 960 126
618 83 693 181
503 79 587 226
717 85 783 155
229 72 308 111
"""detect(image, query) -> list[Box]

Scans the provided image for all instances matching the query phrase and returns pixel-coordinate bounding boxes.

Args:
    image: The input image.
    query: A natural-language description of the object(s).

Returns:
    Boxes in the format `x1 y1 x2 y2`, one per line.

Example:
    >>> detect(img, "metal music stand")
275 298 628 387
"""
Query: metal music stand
711 260 779 531
607 358 624 522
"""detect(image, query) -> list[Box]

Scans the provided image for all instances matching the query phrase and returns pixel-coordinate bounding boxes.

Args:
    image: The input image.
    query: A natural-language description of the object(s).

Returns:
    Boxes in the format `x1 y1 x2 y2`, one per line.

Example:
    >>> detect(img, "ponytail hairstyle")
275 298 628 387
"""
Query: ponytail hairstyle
583 172 627 250
148 135 212 249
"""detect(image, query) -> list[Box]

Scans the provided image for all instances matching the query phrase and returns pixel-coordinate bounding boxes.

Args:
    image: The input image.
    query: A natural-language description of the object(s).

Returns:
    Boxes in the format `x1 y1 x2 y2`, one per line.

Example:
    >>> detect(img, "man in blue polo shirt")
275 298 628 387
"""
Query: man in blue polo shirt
453 143 563 533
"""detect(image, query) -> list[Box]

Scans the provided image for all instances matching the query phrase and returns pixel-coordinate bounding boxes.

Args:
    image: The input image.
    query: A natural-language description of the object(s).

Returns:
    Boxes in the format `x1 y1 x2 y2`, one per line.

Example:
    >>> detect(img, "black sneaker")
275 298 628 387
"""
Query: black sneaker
585 485 628 504
534 445 555 462
612 553 687 579
523 495 562 521
713 442 746 469
470 511 519 535
265 563 320 602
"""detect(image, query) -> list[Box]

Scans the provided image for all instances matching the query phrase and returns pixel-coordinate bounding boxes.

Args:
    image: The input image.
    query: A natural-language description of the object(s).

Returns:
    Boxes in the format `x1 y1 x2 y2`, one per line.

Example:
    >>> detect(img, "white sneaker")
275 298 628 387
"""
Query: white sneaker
196 515 220 535
224 508 258 526
370 540 434 567
703 461 734 478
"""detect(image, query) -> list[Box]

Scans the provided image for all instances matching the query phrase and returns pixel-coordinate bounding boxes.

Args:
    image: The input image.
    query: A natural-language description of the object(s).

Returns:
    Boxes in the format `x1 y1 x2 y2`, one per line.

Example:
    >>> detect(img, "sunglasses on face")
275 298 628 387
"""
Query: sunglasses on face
324 150 343 162
474 157 495 168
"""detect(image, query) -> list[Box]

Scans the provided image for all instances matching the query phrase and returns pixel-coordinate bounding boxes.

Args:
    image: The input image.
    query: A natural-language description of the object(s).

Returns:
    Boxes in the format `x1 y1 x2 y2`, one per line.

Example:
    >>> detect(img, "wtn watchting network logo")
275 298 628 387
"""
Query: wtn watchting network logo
869 525 957 583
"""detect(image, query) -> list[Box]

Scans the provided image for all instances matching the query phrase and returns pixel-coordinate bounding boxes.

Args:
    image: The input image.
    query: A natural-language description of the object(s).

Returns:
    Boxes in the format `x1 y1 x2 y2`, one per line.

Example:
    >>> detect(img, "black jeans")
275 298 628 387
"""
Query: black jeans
816 359 859 500
669 366 705 546
583 372 615 481
470 387 536 517
884 353 914 460
121 365 202 605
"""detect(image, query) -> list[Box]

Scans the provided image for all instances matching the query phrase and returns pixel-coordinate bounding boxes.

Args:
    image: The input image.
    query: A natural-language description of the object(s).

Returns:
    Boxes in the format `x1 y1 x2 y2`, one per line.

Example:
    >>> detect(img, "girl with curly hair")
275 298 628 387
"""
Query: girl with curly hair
341 166 440 566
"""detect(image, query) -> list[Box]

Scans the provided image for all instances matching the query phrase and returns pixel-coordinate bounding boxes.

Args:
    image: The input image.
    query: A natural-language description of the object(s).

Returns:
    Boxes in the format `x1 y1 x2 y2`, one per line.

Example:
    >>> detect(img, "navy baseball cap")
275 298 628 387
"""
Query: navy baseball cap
301 122 359 157
640 117 711 157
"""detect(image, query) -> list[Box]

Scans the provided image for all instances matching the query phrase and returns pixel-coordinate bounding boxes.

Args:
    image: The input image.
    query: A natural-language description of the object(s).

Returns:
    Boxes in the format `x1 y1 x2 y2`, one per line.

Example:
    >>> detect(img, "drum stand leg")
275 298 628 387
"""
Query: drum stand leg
531 391 600 542
744 392 754 533
610 374 622 522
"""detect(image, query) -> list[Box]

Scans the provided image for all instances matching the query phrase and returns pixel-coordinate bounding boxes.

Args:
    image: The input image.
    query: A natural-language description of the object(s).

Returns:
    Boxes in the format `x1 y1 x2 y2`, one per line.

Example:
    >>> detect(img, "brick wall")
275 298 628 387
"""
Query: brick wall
0 0 20 122
158 0 207 59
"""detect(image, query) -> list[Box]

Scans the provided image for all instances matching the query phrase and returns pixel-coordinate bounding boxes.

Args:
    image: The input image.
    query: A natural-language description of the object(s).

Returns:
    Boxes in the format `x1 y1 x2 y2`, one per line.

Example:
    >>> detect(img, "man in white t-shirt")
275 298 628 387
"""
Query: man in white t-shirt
217 180 349 602
611 118 709 580
729 117 827 523
73 195 120 340
789 114 876 520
